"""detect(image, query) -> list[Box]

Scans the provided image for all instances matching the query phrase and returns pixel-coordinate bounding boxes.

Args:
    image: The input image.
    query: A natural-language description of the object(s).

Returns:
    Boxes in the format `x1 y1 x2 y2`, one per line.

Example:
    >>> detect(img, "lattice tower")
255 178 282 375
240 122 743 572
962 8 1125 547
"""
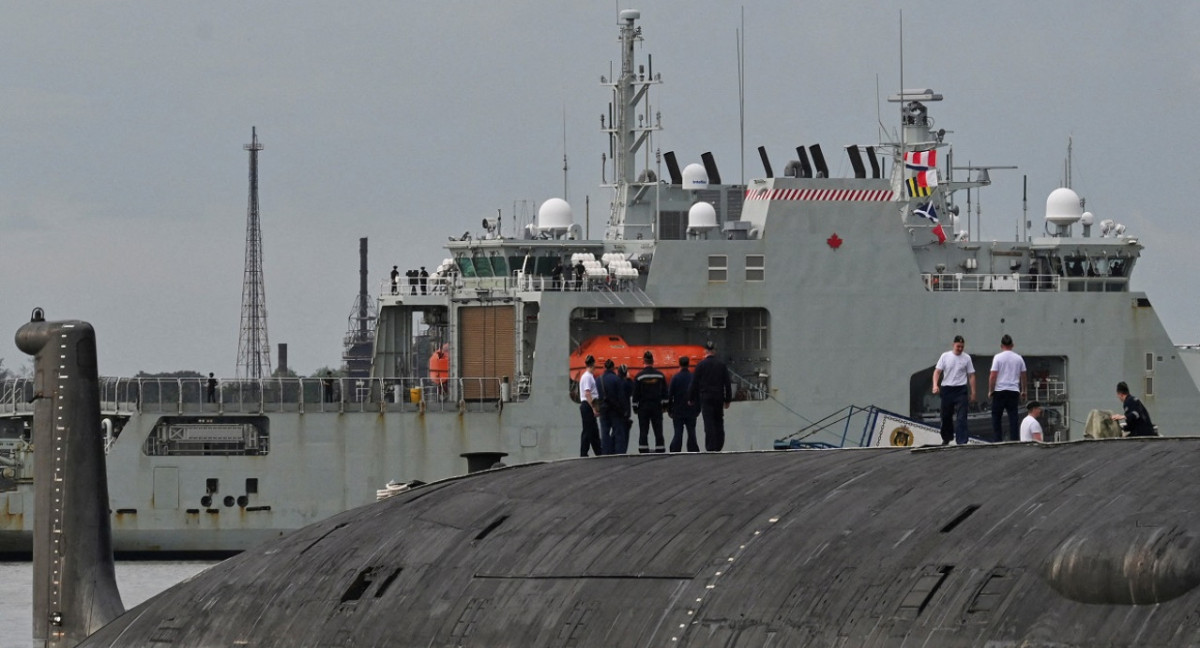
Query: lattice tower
236 127 273 379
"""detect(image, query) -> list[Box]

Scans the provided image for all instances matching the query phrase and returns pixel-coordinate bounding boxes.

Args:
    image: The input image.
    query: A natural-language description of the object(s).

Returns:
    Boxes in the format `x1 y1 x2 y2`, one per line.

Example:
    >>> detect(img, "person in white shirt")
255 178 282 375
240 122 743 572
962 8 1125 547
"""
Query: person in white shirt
578 355 601 456
932 335 976 445
989 334 1027 442
1020 401 1044 442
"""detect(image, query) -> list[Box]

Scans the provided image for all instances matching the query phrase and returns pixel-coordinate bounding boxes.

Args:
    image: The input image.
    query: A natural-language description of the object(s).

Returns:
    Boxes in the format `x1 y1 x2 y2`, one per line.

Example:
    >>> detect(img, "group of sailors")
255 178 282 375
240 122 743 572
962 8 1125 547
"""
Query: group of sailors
933 333 1156 445
390 265 429 295
578 343 734 457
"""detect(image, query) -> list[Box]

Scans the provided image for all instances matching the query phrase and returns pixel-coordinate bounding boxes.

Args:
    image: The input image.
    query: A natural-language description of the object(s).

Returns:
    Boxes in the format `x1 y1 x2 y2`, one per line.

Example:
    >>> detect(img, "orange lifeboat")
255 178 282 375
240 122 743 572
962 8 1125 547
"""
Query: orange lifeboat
569 335 707 383
428 344 450 386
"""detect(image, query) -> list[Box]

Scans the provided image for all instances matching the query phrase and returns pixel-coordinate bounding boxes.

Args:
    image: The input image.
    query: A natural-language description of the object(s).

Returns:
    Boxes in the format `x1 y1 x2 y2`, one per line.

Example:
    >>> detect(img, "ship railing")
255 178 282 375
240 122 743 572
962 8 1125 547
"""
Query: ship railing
380 275 460 298
87 375 517 415
0 379 35 415
772 404 878 449
1030 378 1068 403
728 370 771 402
515 270 642 294
923 273 1062 293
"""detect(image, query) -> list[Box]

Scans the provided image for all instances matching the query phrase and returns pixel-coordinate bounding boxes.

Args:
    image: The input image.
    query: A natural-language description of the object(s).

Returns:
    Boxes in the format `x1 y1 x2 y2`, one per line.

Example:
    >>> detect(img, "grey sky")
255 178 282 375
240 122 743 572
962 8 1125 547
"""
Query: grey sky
3 2 1199 377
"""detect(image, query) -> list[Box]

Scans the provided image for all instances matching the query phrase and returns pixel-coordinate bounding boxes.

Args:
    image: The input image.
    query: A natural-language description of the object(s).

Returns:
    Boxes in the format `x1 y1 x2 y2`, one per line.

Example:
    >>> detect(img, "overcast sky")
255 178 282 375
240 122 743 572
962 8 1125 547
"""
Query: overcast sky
3 1 1199 377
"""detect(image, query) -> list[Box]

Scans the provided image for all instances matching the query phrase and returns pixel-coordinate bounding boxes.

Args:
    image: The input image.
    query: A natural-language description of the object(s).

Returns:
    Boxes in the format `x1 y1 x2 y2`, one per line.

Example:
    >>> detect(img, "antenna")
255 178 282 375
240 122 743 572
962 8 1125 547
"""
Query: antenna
236 127 273 380
737 6 745 184
562 104 569 202
1022 175 1028 241
898 11 905 158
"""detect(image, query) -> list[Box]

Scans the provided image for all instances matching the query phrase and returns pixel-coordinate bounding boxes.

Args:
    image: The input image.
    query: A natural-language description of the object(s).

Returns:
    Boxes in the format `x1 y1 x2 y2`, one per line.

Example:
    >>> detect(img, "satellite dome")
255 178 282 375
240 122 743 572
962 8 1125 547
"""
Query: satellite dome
681 163 709 190
687 202 717 231
1045 188 1083 226
537 198 573 231
1080 211 1095 226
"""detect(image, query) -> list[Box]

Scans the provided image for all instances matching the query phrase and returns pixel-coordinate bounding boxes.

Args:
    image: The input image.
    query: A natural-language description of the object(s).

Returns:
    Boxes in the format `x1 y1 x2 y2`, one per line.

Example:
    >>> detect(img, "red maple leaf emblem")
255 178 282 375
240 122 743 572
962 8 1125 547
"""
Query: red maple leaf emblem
827 233 843 249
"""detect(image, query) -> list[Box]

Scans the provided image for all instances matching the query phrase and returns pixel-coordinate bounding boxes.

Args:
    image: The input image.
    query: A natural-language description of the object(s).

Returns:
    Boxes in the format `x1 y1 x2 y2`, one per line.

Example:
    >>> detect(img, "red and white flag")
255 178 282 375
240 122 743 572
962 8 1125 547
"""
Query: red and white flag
904 150 937 170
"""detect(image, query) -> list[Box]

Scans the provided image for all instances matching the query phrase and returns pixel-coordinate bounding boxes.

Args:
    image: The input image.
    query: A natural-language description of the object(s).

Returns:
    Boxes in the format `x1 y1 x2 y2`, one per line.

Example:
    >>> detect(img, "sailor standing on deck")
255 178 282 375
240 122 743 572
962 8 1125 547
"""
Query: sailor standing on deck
578 355 602 456
597 359 626 454
688 341 732 451
988 334 1027 442
633 350 668 453
667 356 700 452
933 335 976 445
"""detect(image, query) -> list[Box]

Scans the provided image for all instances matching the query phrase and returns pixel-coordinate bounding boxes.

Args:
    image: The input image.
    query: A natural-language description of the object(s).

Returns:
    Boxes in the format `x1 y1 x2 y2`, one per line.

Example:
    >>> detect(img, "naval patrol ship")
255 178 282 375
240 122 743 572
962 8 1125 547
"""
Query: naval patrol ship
2 9 1198 553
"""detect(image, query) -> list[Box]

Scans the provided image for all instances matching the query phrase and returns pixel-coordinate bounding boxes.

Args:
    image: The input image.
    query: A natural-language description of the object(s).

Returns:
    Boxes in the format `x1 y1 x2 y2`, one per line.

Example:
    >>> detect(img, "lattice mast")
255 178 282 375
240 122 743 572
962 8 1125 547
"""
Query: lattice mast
236 127 273 379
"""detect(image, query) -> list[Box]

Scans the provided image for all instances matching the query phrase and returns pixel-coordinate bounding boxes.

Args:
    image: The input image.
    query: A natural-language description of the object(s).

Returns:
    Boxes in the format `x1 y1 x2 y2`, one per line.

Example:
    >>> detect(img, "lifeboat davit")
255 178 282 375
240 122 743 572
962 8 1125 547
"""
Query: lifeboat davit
569 335 707 383
428 344 450 386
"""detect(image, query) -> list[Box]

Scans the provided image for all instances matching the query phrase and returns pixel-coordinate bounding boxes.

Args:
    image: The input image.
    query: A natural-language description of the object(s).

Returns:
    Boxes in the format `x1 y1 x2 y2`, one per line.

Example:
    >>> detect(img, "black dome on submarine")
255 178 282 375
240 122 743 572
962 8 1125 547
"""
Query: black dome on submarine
80 440 1200 647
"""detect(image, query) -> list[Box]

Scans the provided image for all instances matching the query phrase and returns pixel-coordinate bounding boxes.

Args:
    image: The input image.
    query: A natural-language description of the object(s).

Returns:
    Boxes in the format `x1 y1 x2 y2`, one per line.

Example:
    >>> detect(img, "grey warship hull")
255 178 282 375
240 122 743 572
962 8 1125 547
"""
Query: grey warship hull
3 10 1198 554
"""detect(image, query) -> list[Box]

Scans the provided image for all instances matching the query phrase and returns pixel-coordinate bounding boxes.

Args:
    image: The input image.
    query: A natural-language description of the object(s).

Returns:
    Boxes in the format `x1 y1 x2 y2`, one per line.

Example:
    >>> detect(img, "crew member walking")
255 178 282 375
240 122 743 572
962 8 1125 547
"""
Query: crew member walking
988 334 1026 442
633 350 668 453
932 335 976 445
688 341 732 451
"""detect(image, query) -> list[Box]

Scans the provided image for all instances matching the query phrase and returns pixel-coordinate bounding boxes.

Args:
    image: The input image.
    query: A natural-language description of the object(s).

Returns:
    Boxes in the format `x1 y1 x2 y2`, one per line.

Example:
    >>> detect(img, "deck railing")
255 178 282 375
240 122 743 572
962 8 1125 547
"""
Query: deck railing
0 375 522 417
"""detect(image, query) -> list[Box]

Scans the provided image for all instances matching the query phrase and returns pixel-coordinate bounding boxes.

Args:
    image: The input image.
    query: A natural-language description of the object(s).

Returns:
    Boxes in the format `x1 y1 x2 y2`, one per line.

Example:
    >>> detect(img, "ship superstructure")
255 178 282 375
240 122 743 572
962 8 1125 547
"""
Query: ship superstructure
1 9 1197 553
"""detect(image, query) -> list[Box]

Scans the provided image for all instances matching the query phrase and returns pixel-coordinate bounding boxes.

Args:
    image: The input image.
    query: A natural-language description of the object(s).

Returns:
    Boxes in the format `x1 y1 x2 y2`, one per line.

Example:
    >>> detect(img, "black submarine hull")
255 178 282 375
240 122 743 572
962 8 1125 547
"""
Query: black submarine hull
80 441 1200 647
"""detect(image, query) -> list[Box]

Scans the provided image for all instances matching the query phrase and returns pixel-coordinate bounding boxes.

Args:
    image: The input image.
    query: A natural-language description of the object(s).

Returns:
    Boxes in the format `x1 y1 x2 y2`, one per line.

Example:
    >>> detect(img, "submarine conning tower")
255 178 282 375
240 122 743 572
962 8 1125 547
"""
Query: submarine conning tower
16 309 124 648
80 441 1200 647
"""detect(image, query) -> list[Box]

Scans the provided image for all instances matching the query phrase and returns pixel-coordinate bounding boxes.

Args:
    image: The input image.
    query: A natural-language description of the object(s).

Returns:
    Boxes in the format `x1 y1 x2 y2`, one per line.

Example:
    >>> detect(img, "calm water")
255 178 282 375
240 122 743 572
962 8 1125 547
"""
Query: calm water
0 560 218 648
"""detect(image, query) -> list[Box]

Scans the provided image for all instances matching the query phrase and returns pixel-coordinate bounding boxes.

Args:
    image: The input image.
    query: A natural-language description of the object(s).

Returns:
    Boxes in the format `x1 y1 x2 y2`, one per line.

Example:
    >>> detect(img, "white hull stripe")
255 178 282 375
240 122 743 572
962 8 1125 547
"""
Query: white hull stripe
744 188 896 202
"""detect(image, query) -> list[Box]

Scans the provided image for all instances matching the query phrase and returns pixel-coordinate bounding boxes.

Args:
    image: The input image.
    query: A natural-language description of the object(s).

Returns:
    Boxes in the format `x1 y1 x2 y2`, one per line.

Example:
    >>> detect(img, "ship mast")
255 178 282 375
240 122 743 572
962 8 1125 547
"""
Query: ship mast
603 9 660 240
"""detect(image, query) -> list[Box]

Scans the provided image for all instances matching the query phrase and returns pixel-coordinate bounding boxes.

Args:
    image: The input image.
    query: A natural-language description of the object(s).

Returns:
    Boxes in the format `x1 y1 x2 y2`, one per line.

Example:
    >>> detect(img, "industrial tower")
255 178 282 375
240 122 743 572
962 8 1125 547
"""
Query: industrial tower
236 127 273 379
342 237 377 378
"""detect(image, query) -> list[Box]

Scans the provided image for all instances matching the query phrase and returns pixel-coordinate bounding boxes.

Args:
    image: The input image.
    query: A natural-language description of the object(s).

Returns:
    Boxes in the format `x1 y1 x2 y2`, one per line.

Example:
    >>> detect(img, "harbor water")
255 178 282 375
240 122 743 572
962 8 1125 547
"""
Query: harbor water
0 560 218 648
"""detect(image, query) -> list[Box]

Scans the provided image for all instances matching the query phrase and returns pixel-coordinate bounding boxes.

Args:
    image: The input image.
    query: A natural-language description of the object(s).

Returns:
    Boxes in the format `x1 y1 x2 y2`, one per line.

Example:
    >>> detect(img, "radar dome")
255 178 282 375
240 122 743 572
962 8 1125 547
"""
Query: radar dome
681 163 709 190
537 198 573 231
1080 211 1095 226
1045 188 1083 226
687 202 717 231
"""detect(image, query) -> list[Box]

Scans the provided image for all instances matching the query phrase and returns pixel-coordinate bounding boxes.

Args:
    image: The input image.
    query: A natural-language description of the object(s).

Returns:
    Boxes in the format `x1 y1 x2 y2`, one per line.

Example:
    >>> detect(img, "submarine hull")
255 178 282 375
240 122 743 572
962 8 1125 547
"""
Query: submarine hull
80 441 1200 647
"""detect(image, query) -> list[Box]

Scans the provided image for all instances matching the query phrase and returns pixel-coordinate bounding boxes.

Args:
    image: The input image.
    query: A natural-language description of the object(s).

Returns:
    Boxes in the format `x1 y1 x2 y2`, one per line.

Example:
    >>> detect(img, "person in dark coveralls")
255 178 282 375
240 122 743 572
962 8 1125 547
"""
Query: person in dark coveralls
577 355 602 456
667 356 700 452
932 335 976 445
633 350 668 453
1111 381 1157 436
419 267 429 295
551 261 564 291
597 359 626 454
616 364 634 454
406 268 418 295
573 260 585 291
323 371 337 402
390 265 400 295
688 341 732 451
206 372 218 403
